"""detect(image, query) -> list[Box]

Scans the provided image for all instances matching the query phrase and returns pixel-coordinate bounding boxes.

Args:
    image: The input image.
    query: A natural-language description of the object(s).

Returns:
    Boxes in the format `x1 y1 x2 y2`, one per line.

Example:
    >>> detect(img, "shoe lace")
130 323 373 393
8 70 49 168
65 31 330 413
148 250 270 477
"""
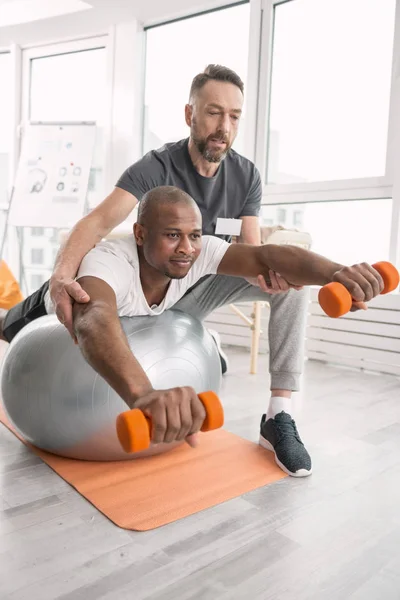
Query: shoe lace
275 417 299 441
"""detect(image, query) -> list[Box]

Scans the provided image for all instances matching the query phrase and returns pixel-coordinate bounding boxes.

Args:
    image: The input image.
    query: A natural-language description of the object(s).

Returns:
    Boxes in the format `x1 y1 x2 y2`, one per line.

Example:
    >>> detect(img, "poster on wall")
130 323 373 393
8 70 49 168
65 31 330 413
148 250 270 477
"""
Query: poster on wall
9 123 96 228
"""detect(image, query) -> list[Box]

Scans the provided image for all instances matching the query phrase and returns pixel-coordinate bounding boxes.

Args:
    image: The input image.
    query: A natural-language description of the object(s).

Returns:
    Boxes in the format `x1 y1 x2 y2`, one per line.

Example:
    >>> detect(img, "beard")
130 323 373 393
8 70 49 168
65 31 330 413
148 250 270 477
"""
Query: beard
191 123 231 163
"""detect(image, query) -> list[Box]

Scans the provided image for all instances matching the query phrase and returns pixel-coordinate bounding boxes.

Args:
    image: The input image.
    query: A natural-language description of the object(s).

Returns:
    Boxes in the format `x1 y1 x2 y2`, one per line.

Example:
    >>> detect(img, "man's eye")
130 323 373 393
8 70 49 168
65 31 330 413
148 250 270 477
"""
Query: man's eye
191 234 201 240
167 233 179 238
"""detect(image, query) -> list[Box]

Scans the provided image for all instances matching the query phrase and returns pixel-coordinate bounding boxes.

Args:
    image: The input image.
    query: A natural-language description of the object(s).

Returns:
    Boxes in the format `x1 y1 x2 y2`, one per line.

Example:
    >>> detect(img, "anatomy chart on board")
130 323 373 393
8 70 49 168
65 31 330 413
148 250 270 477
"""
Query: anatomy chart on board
9 123 96 228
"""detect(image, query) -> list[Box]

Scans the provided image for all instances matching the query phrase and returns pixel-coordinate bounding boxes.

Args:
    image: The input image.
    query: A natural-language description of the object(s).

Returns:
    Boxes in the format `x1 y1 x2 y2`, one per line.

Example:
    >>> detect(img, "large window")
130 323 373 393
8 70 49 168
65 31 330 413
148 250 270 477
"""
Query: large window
28 45 107 208
29 48 106 124
0 51 13 272
20 40 108 294
260 198 392 265
266 0 396 184
143 2 250 156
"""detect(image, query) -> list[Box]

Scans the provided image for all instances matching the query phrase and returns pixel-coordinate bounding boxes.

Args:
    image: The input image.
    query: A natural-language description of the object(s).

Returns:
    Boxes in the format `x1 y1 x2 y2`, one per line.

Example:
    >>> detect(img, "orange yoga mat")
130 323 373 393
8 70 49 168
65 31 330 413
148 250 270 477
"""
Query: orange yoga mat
0 406 287 531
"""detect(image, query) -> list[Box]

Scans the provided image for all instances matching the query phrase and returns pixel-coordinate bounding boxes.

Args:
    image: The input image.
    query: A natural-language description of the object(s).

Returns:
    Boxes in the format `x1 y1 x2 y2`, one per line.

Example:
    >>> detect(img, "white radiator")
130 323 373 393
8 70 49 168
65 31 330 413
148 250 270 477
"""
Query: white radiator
306 287 400 376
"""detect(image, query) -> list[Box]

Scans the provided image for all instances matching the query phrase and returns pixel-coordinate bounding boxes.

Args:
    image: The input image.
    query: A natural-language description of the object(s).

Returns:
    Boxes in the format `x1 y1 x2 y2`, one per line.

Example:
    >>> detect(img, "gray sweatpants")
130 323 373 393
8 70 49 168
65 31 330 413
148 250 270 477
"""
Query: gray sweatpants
173 275 309 391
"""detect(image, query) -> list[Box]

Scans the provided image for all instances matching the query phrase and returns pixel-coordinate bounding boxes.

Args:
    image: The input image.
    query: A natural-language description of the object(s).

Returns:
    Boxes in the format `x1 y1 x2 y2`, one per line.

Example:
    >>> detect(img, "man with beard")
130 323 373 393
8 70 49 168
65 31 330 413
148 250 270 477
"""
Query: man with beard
49 65 312 477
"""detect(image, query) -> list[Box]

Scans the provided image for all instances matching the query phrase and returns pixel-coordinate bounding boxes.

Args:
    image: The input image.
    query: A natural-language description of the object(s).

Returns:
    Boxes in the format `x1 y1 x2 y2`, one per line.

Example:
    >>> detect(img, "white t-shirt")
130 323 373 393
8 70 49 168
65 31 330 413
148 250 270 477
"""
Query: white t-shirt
45 234 230 317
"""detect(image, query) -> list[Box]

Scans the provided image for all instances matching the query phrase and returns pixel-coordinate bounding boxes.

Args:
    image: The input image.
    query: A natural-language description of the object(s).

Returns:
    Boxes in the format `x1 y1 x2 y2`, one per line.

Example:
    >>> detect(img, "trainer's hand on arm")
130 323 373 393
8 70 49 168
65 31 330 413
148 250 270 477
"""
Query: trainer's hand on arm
239 216 301 294
133 387 206 448
255 271 304 294
50 277 90 340
51 187 138 338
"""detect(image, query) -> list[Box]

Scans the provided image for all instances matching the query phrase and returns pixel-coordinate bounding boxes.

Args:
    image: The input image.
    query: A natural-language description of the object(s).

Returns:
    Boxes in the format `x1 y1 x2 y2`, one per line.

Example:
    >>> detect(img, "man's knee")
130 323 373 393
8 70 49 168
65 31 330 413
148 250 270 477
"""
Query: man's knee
1 302 26 343
1 282 49 343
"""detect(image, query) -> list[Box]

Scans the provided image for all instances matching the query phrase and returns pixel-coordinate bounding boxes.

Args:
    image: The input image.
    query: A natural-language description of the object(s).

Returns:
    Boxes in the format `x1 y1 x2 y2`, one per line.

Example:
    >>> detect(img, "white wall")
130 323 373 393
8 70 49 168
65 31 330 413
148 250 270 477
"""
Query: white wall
138 0 243 26
0 0 237 47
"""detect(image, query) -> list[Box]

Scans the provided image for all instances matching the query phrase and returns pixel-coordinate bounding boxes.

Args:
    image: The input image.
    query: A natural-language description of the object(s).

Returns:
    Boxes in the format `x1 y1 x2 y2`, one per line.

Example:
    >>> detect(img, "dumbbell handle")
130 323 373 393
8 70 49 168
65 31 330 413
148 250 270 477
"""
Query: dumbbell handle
116 390 224 453
319 261 399 318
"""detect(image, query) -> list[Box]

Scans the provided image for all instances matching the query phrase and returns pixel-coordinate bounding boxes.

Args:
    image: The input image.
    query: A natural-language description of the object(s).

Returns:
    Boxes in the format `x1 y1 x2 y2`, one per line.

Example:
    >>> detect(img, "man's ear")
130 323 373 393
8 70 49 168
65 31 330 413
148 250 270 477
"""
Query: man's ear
134 222 145 246
185 104 193 127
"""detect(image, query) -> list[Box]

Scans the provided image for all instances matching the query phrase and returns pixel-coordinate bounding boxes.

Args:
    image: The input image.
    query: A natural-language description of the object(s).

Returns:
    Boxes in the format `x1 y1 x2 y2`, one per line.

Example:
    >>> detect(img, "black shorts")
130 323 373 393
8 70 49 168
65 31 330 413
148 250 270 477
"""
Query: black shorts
3 281 50 343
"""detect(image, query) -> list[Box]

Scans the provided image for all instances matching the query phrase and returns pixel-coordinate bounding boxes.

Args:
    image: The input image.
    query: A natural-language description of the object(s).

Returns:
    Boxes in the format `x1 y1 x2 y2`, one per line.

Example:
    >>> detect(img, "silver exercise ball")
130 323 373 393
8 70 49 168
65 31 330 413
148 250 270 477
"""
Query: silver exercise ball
0 310 221 461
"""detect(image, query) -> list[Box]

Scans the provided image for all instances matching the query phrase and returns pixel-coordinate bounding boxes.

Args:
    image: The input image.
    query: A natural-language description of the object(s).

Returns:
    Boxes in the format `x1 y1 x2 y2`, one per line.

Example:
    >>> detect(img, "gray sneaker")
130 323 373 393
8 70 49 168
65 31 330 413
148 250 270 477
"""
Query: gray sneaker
259 411 312 477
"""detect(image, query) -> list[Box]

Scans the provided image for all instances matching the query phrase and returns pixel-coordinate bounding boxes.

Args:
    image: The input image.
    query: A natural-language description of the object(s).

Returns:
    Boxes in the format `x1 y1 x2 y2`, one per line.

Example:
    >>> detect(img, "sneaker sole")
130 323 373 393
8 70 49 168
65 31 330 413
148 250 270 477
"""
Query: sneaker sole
259 435 312 478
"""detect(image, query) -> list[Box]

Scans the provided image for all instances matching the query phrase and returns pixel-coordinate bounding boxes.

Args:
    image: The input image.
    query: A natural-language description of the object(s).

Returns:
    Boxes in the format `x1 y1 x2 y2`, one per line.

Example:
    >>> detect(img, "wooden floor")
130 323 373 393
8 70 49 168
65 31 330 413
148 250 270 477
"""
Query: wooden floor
1 345 400 600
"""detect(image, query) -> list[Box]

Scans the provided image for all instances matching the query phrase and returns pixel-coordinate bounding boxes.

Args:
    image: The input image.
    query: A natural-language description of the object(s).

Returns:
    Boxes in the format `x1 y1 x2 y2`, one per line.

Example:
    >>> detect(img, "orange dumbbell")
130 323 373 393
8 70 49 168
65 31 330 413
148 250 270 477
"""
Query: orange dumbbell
116 390 224 453
318 261 399 318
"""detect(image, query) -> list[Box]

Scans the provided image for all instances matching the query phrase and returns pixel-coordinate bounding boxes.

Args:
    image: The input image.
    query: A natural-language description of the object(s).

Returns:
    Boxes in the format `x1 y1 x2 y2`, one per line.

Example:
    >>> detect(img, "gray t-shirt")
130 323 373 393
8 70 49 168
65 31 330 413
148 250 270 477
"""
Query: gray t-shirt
116 138 262 241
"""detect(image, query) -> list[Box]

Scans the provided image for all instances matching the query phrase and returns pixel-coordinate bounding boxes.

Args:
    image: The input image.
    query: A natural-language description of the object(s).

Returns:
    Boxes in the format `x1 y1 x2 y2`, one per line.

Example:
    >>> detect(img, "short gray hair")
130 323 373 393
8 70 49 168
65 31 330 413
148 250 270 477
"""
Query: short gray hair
189 64 244 101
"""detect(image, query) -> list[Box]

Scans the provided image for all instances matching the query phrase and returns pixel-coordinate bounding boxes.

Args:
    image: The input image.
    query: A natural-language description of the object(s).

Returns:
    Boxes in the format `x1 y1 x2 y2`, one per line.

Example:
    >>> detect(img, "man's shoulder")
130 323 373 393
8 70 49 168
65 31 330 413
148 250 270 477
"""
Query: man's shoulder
225 148 261 187
141 138 188 163
76 235 136 294
188 235 230 278
226 148 257 173
91 235 137 264
200 235 230 255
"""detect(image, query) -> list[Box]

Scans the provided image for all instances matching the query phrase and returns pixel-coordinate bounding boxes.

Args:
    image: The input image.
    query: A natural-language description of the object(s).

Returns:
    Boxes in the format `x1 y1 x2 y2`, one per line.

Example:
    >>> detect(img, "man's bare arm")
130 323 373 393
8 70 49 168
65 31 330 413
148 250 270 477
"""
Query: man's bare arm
217 244 384 302
238 216 261 245
72 276 206 445
72 276 152 408
51 187 138 335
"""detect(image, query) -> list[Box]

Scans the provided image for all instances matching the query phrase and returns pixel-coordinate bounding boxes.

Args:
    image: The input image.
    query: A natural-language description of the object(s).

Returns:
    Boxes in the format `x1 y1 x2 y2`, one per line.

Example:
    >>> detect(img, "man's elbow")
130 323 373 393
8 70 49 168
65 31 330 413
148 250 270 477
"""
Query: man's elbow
73 302 109 341
73 310 91 343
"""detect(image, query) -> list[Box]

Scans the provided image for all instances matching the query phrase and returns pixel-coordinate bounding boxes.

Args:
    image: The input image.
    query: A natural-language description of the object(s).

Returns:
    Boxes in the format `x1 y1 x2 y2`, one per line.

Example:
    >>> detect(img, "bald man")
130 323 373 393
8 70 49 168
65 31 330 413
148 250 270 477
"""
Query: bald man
0 186 383 476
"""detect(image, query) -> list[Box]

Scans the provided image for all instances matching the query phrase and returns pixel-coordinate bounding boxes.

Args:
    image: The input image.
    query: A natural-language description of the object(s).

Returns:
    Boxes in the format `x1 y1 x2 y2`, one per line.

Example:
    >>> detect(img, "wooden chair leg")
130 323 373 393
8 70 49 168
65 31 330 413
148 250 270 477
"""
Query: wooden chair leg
250 301 262 374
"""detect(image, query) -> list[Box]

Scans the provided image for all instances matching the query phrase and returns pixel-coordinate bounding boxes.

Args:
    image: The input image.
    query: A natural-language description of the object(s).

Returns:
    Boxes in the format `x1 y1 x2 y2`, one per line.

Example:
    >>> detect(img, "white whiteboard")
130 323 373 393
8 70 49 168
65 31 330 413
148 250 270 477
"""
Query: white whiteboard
9 123 96 228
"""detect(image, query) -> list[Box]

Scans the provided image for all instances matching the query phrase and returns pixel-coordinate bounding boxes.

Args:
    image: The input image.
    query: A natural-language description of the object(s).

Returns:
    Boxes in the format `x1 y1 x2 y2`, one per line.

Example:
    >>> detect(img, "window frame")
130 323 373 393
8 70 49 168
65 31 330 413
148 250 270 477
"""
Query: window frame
0 48 15 210
21 35 110 126
17 36 111 293
140 0 400 266
0 47 21 280
253 0 400 267
20 35 112 215
255 0 399 203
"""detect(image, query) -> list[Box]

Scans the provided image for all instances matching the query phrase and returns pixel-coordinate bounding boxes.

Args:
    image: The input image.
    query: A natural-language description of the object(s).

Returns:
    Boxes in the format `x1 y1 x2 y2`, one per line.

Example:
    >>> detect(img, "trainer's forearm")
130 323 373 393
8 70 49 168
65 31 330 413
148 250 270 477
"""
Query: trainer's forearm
260 244 344 286
74 306 152 408
52 214 111 281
